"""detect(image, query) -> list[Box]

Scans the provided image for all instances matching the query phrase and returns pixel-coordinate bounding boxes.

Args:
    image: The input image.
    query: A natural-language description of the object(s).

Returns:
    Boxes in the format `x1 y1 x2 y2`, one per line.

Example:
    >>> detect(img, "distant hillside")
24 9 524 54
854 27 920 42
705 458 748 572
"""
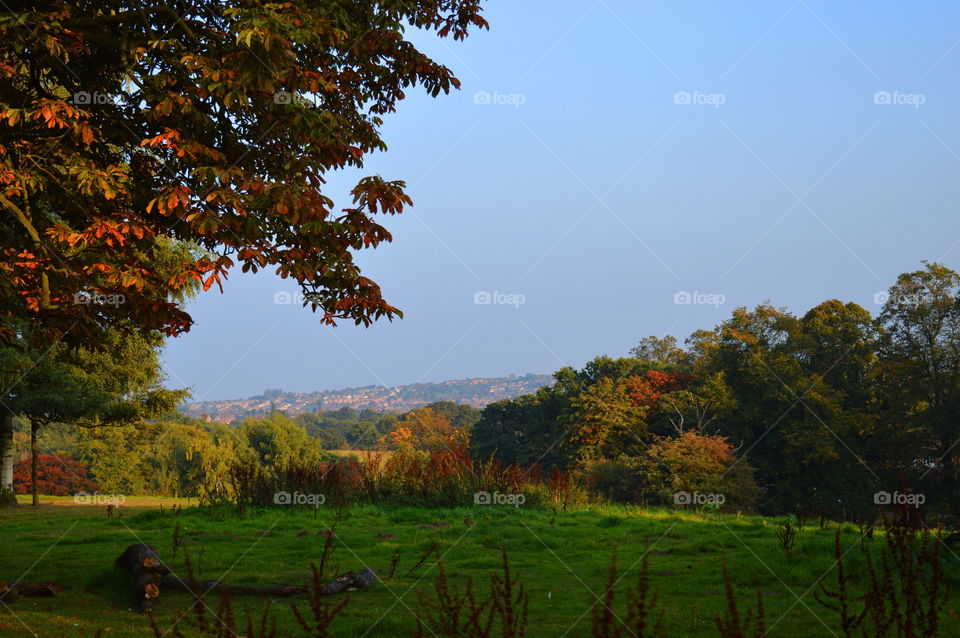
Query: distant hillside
181 373 554 423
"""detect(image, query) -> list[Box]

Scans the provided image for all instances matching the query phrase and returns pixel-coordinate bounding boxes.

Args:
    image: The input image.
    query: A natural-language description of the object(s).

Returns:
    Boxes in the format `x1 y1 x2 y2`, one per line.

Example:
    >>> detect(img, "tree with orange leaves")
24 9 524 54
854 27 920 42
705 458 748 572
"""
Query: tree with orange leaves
0 0 488 348
560 377 649 467
620 369 689 411
380 407 469 454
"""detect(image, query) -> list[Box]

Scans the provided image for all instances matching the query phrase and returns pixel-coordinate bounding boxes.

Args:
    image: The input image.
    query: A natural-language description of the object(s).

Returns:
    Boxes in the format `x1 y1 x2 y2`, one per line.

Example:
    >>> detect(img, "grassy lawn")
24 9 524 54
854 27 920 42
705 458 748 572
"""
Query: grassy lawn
1 497 958 637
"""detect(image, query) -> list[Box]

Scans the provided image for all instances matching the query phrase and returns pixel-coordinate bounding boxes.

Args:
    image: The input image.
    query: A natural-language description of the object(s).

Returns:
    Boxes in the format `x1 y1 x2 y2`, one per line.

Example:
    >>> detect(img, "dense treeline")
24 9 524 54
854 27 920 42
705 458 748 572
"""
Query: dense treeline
9 401 481 499
294 401 480 450
472 262 960 520
10 262 959 521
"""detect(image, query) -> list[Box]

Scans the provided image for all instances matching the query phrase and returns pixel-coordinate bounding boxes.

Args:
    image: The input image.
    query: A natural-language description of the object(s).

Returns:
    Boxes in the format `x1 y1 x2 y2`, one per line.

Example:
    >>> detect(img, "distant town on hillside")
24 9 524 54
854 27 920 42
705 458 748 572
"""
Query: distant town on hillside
180 373 554 423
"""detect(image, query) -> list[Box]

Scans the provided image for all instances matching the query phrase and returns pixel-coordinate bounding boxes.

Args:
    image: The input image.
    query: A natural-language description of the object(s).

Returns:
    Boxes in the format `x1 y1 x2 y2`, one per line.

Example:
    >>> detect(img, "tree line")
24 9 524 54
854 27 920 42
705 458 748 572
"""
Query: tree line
472 262 960 519
6 402 481 501
4 261 958 520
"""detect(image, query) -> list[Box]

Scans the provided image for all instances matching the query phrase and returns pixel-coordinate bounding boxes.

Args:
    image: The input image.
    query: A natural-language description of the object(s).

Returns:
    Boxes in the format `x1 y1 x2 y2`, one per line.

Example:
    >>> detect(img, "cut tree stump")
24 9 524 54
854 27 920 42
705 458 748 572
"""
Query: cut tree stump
114 543 172 612
114 544 376 613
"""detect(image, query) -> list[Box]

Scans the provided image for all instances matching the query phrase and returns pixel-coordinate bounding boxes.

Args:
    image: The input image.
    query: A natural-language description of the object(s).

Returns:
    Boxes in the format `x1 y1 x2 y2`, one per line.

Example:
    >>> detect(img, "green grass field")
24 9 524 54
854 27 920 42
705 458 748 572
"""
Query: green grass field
1 496 958 637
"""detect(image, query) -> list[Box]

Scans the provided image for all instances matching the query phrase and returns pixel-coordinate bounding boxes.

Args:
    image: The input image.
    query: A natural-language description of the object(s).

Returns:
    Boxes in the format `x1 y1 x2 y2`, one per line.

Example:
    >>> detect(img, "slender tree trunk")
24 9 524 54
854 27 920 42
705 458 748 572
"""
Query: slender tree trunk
0 412 15 507
30 421 38 507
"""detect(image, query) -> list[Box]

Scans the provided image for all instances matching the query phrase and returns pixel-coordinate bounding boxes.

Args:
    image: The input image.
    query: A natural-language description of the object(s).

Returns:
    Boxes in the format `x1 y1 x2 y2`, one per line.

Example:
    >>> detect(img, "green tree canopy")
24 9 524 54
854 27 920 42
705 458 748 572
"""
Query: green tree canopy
0 324 185 504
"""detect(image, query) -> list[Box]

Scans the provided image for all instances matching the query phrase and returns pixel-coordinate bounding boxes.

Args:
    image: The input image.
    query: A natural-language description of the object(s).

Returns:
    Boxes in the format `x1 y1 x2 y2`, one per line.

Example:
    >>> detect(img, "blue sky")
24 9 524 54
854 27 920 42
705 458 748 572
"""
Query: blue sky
163 0 960 401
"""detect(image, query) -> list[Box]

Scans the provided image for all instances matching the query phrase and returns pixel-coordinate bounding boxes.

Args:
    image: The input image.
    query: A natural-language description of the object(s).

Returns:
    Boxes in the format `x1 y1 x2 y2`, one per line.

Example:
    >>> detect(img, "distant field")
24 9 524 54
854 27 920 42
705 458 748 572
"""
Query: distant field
1 499 958 637
12 494 193 508
325 449 393 460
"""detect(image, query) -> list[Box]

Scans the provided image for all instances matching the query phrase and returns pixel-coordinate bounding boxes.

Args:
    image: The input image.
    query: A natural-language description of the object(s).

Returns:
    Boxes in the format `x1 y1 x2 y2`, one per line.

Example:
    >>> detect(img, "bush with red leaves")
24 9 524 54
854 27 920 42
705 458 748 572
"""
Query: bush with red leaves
13 454 98 496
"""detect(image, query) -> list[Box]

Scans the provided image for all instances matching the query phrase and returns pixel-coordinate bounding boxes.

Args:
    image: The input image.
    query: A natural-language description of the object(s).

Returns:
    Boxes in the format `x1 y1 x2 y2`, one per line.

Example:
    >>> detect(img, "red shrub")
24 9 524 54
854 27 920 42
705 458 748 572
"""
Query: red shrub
12 454 98 495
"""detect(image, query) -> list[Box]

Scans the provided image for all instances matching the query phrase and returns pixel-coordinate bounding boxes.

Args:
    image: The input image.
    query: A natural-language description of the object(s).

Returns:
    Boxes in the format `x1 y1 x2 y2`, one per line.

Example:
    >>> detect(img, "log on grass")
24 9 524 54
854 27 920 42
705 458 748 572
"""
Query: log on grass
0 581 65 602
115 544 377 613
316 568 377 595
158 567 377 596
158 574 307 597
114 543 172 612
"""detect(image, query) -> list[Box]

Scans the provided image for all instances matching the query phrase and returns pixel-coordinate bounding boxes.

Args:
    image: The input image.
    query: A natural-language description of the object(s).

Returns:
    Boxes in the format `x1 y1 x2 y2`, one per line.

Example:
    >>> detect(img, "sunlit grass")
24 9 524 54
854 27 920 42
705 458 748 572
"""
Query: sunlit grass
1 498 957 637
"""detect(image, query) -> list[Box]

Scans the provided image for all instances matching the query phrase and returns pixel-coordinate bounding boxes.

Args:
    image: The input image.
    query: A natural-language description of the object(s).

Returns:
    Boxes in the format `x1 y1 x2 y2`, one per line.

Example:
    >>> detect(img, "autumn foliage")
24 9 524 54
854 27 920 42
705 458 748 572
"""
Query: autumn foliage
621 370 690 410
0 1 488 346
12 453 97 495
228 445 579 511
562 370 690 463
379 407 470 454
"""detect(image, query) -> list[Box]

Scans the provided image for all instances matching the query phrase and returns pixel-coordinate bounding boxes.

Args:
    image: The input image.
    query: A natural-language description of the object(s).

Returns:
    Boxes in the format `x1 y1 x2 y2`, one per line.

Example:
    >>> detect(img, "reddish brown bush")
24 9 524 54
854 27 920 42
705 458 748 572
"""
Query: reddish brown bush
12 454 97 495
229 444 578 511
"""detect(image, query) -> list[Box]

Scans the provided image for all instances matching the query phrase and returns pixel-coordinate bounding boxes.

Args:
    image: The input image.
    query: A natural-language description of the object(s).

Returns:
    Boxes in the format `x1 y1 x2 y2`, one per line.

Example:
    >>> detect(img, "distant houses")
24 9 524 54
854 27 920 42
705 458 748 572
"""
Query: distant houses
182 374 553 423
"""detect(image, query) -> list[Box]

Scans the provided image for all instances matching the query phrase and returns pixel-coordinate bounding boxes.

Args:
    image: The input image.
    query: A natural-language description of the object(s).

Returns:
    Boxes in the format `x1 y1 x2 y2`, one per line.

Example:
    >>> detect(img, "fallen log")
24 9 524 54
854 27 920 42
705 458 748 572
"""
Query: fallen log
158 574 307 597
317 568 377 595
114 544 376 613
114 543 172 612
0 581 65 602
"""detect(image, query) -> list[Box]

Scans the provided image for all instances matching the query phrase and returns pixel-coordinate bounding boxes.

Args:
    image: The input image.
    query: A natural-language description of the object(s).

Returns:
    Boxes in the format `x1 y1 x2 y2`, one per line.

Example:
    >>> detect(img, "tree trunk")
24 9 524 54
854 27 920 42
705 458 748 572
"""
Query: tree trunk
0 412 15 507
157 568 375 596
115 544 375 613
158 574 307 597
30 421 38 507
114 543 172 613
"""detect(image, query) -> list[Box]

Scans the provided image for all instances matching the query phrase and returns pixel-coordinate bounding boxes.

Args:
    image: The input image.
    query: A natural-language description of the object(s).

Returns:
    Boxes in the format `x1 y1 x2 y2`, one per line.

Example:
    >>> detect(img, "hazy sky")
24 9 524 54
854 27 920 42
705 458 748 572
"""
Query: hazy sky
163 1 960 401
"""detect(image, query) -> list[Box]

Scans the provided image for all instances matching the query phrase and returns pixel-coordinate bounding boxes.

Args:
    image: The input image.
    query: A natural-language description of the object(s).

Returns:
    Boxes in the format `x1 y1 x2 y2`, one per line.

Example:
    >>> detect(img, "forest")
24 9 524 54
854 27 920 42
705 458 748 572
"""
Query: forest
8 261 957 525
